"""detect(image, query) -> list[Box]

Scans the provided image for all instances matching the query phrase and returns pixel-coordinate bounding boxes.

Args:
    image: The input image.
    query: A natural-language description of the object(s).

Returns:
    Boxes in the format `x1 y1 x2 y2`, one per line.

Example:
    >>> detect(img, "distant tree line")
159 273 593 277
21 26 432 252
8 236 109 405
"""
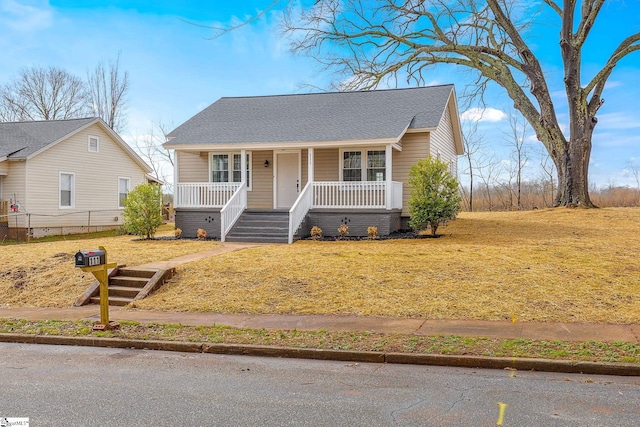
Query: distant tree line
0 53 129 132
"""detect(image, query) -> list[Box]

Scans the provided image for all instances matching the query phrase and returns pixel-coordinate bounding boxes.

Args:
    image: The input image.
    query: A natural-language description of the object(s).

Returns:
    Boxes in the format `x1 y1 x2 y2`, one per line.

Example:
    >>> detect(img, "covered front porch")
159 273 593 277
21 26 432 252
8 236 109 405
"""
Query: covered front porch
173 146 404 243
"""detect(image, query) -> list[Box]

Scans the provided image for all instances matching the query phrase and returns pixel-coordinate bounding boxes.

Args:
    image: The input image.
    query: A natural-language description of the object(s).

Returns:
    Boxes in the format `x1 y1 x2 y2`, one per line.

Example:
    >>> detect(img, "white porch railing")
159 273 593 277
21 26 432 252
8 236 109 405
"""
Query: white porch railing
287 181 403 243
313 181 402 209
390 181 403 209
175 182 241 208
288 182 313 244
220 182 247 242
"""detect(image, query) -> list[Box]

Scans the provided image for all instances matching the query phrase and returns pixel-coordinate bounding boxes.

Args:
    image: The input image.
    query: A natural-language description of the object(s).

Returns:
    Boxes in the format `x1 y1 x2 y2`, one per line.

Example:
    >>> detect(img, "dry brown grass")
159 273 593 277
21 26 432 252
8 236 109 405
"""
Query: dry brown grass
132 208 640 323
0 225 218 307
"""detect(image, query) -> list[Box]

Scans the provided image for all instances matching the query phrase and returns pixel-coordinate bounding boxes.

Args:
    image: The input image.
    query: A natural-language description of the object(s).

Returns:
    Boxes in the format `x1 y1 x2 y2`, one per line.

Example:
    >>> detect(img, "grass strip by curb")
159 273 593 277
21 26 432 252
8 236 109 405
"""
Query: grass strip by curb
1 319 639 366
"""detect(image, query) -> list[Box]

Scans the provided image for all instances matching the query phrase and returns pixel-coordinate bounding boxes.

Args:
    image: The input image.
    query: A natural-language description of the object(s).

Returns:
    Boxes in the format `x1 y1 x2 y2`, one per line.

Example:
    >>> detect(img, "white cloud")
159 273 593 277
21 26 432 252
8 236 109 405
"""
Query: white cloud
0 0 53 32
460 107 507 122
595 112 640 130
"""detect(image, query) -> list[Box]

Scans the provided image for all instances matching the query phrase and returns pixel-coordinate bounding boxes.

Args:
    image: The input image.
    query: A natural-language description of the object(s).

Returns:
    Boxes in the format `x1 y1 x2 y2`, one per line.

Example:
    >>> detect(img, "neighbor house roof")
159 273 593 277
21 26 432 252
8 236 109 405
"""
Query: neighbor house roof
165 85 459 148
0 118 97 159
0 117 153 174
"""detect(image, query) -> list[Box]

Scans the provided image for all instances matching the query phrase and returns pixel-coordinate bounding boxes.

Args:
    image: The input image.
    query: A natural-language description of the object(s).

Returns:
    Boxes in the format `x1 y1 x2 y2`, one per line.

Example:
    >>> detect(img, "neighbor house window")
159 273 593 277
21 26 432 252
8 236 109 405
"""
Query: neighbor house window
118 177 130 208
341 149 386 181
210 152 252 190
60 172 75 208
88 135 99 152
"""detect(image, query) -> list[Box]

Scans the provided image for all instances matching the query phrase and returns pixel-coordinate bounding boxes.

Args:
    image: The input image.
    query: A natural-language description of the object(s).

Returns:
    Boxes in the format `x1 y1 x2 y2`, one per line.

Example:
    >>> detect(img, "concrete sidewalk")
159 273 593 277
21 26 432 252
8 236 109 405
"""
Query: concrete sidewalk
1 305 638 343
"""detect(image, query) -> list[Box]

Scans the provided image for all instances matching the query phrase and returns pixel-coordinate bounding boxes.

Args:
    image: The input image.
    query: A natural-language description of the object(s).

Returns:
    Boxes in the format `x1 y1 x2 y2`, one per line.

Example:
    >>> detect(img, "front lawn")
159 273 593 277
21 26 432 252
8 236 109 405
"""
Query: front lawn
2 208 639 324
132 208 640 324
0 224 217 307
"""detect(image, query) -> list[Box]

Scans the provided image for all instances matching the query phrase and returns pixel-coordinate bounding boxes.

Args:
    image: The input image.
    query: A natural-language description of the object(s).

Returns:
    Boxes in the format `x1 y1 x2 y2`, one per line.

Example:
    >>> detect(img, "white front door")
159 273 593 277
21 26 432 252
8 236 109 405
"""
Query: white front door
276 152 300 208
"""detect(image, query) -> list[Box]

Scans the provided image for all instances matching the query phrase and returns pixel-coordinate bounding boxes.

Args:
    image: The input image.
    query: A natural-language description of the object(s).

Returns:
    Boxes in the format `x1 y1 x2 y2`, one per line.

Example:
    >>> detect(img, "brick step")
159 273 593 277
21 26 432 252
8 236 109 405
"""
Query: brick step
225 235 289 244
233 219 289 227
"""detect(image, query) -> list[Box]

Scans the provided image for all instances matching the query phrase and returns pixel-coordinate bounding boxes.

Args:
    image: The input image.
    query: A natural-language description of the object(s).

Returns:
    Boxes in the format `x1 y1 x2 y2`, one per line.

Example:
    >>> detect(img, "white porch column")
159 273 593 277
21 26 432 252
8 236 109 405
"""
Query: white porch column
307 148 314 183
385 144 393 210
240 149 247 186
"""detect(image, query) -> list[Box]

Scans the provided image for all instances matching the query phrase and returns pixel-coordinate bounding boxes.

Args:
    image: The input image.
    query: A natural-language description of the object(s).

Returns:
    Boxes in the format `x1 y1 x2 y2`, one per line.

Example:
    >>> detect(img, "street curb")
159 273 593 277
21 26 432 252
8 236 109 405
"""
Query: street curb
2 333 639 376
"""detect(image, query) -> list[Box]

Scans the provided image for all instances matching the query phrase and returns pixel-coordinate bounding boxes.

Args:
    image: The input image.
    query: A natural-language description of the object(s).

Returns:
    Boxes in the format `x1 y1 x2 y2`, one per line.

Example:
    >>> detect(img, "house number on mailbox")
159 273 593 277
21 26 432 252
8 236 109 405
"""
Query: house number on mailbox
88 256 102 266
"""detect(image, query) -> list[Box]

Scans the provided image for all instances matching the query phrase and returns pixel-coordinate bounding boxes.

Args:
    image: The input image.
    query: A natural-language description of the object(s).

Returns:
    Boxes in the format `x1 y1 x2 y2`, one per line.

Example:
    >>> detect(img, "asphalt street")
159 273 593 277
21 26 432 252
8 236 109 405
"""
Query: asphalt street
1 342 639 426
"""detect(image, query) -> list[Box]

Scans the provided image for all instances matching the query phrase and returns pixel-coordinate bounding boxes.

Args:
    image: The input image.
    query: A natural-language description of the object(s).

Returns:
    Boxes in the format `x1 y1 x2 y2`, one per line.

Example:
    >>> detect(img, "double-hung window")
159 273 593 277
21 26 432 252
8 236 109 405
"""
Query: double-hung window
342 151 362 181
341 149 386 181
118 177 130 208
211 153 252 190
60 172 75 208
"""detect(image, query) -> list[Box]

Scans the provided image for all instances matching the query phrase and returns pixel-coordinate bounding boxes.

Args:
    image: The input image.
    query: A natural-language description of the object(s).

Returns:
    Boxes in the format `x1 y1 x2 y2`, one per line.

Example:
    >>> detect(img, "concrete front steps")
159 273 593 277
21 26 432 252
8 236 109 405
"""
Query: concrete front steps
75 267 175 307
225 210 295 244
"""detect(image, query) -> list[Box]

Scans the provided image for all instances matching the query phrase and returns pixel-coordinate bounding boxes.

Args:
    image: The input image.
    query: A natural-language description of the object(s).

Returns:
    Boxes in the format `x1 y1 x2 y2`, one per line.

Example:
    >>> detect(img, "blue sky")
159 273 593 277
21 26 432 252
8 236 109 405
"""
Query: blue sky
2 0 639 188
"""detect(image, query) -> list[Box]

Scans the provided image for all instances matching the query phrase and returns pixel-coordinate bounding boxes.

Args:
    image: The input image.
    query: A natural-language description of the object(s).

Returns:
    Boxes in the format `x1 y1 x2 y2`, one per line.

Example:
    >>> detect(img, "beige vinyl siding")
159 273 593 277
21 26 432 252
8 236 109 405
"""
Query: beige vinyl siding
247 150 273 208
1 160 27 227
0 160 8 175
25 123 148 228
393 132 430 216
177 151 209 182
430 109 458 176
314 148 339 181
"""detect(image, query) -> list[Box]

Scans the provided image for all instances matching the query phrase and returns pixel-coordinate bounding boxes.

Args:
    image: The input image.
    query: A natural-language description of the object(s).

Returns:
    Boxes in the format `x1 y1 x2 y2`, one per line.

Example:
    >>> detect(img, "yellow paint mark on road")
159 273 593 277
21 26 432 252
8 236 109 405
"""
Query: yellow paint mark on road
497 402 507 425
511 312 517 324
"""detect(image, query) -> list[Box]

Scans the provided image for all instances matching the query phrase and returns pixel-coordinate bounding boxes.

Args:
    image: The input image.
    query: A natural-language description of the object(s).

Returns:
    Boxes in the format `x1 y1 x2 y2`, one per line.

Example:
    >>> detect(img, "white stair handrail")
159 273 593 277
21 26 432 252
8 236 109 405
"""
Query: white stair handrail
288 181 313 244
220 182 247 242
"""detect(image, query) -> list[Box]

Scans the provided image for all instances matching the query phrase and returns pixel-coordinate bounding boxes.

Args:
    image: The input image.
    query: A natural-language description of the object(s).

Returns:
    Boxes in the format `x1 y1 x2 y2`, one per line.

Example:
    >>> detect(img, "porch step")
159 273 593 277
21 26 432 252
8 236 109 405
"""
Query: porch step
225 210 295 243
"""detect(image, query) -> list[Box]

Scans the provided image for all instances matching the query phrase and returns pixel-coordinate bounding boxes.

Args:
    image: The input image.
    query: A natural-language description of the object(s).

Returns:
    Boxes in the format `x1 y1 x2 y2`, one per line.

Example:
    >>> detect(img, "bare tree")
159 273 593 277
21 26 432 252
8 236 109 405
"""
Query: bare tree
283 0 640 207
132 121 175 192
625 159 640 190
460 121 485 212
504 111 530 210
476 152 502 211
87 53 130 132
0 66 88 121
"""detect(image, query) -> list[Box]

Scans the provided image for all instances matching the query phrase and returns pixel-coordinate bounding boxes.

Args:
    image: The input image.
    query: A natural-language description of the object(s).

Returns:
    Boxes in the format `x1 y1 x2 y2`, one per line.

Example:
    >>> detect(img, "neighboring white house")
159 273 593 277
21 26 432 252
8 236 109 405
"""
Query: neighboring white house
164 85 464 243
0 117 157 239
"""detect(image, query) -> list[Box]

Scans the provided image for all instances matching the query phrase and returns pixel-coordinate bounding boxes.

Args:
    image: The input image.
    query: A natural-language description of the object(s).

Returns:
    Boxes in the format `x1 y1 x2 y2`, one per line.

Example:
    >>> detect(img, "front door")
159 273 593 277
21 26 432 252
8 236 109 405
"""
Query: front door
276 152 300 208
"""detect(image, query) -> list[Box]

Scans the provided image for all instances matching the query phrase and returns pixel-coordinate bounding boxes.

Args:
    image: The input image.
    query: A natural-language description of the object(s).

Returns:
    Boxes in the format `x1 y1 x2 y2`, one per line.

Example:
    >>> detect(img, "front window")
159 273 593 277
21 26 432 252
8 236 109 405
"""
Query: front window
342 151 362 181
119 177 130 208
60 172 75 208
367 150 386 181
211 152 252 190
341 149 386 181
212 155 229 183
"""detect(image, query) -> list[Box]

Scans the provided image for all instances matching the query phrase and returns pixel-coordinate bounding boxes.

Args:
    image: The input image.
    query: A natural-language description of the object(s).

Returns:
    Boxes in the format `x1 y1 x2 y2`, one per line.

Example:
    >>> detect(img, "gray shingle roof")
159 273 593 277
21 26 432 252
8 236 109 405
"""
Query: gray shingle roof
0 118 97 158
166 85 454 146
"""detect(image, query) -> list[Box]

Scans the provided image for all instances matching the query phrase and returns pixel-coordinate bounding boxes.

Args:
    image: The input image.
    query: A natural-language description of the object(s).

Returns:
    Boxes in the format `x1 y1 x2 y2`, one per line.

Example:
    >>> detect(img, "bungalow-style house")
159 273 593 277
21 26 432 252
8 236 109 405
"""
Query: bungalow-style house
0 117 157 239
165 85 463 243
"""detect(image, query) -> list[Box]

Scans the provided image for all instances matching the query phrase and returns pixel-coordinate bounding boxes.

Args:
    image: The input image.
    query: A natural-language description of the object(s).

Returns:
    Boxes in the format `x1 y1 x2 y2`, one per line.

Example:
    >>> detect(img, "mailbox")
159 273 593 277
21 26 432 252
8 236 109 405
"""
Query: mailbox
75 249 106 268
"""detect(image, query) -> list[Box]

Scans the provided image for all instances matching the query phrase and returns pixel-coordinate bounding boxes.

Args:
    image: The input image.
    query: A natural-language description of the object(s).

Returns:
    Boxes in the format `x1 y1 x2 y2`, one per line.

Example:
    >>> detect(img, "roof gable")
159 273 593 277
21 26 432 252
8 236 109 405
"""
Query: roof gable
0 118 97 158
166 85 457 147
0 118 153 173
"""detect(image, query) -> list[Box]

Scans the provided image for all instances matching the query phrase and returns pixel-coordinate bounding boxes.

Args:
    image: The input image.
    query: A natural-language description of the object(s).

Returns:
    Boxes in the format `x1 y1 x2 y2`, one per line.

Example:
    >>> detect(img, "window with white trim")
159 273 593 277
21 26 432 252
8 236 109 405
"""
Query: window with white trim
118 177 130 208
210 152 252 190
88 135 99 152
341 149 386 181
367 150 386 181
60 172 75 208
